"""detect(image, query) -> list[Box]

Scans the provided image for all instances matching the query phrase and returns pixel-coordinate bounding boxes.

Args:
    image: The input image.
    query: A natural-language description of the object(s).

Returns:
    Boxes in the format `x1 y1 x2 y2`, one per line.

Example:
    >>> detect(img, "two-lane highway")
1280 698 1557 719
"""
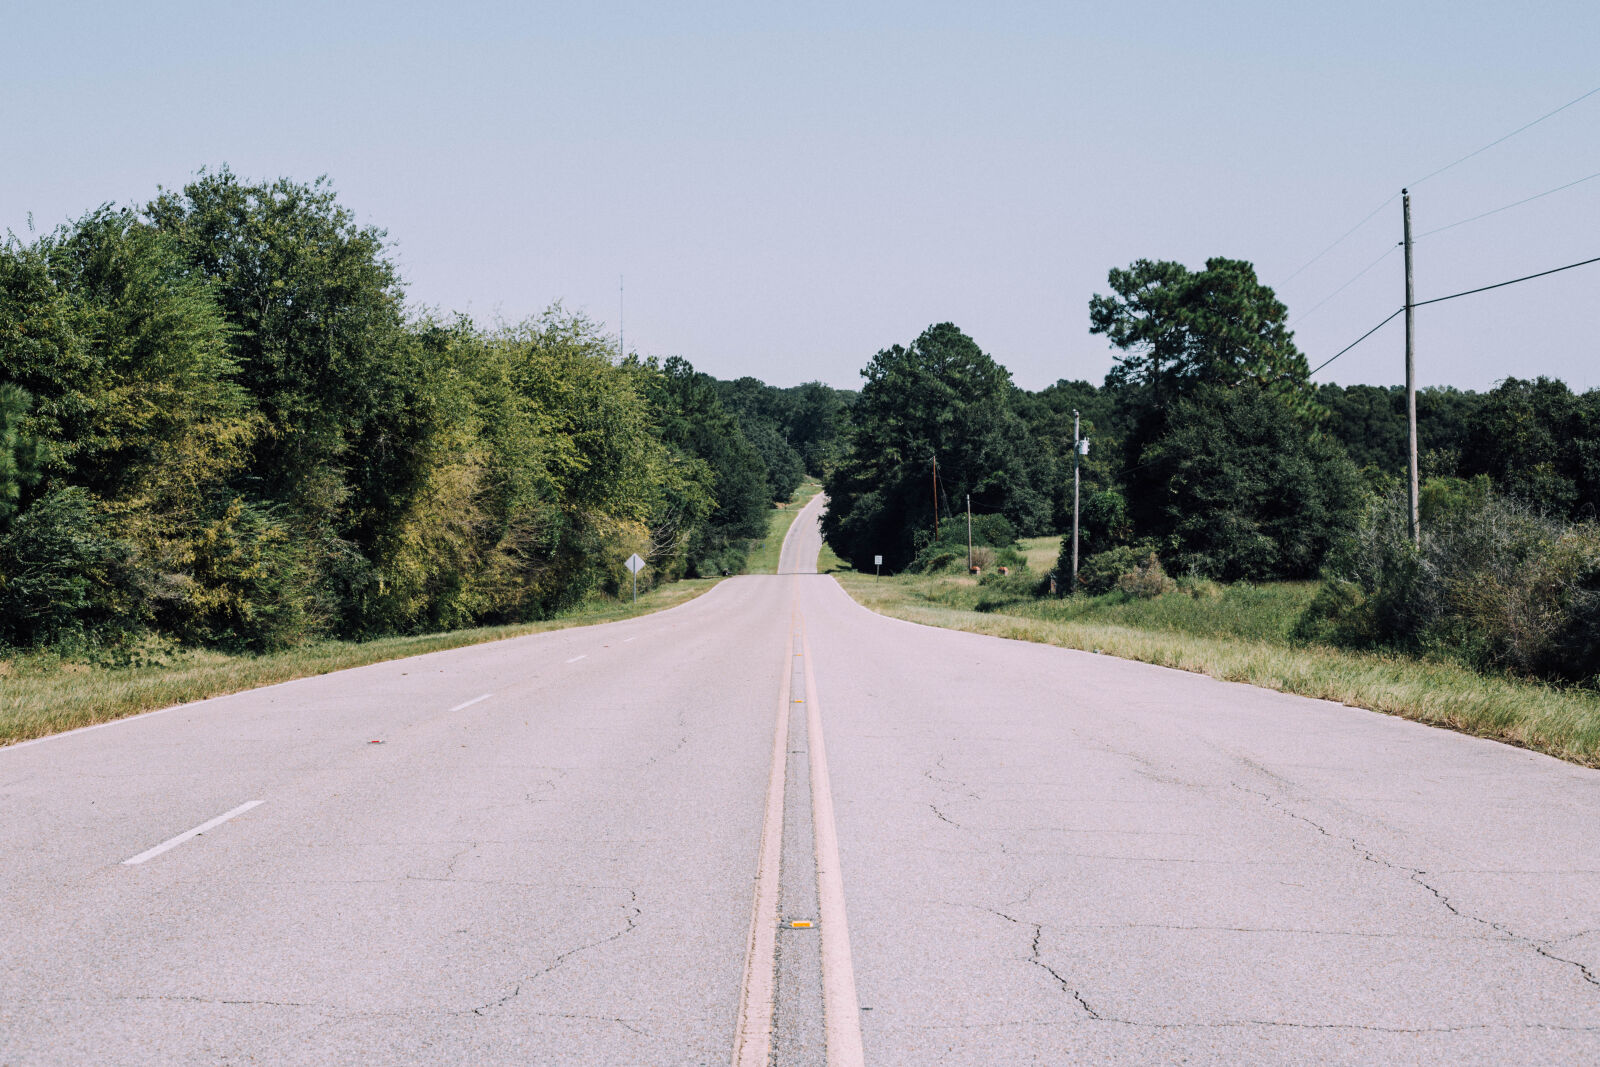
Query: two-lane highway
4 493 1600 1064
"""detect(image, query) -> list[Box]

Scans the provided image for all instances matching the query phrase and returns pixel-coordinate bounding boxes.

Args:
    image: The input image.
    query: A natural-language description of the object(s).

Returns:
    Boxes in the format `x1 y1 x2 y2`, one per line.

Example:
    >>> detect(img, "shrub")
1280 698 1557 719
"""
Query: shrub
1072 544 1147 595
0 488 135 647
1300 485 1600 683
1116 553 1175 598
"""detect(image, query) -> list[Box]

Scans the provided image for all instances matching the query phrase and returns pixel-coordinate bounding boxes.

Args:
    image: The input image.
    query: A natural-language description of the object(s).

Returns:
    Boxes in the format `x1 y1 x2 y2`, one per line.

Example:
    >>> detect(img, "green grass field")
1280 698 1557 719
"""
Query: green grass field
0 578 720 747
830 559 1600 769
1015 534 1060 571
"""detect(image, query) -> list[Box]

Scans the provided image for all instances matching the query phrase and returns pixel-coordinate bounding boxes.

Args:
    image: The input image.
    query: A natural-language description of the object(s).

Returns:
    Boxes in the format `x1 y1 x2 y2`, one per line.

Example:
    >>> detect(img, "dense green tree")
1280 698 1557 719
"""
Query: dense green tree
1316 383 1484 482
1459 376 1600 521
824 323 1046 571
1090 258 1310 405
0 384 43 526
649 357 770 575
1127 383 1364 580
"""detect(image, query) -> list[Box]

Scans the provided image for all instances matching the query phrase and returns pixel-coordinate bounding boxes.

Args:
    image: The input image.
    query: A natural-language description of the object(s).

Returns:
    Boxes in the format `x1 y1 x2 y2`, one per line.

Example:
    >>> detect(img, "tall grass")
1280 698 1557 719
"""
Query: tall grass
0 579 719 746
836 570 1600 768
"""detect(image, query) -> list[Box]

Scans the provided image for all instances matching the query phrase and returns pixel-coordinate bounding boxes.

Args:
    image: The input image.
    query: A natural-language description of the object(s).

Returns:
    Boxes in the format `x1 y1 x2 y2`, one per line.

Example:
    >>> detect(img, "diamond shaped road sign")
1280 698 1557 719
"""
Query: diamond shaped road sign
625 553 646 575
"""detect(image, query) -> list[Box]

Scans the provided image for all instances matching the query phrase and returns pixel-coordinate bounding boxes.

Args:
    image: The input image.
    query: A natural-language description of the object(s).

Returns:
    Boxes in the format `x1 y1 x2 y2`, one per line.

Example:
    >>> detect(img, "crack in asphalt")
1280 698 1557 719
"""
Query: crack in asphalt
115 994 320 1008
464 888 642 1019
1237 784 1600 993
966 904 1100 1019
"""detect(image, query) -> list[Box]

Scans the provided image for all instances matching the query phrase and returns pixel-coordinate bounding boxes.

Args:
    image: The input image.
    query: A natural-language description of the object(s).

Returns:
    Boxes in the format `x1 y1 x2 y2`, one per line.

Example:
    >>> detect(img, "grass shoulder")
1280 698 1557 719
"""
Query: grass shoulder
0 578 720 747
831 566 1600 769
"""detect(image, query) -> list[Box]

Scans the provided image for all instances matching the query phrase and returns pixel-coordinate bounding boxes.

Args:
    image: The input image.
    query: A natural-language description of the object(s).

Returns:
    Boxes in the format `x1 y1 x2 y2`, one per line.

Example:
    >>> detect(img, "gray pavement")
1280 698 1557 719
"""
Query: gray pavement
2 494 1599 1064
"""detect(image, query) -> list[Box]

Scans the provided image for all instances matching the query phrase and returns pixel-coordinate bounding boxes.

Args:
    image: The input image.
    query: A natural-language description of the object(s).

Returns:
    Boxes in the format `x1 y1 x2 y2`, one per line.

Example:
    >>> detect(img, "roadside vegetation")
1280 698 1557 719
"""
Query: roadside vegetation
0 169 854 698
833 567 1600 768
9 168 1599 760
815 261 1600 765
0 578 718 746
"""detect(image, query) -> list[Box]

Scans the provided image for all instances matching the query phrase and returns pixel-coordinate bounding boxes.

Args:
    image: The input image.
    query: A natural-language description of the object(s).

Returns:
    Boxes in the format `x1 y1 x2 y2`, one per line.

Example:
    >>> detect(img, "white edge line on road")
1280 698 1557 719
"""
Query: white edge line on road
564 654 587 664
449 693 493 712
801 610 866 1067
622 636 636 643
731 606 796 1067
122 800 265 866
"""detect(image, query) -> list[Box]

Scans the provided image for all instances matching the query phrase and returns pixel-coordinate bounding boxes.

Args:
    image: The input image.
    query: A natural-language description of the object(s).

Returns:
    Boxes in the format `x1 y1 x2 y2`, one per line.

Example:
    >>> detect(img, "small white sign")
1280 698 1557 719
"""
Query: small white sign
624 553 646 574
874 555 883 566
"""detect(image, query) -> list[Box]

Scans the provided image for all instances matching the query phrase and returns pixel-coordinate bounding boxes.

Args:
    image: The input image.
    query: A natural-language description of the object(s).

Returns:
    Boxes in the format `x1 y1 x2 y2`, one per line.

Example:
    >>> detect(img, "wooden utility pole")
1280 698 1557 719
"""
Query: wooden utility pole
1071 410 1081 594
966 494 972 572
932 455 939 540
1403 190 1419 547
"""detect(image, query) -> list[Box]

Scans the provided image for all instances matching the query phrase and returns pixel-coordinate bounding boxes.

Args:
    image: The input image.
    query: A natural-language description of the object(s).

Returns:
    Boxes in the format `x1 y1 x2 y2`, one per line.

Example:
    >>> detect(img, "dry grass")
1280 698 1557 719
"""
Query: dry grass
0 579 719 747
835 570 1600 768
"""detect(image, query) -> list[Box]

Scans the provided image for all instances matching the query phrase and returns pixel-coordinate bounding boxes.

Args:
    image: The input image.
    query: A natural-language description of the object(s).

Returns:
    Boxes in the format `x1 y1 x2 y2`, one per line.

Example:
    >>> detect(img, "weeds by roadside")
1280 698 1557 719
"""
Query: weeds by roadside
0 579 719 746
834 569 1600 768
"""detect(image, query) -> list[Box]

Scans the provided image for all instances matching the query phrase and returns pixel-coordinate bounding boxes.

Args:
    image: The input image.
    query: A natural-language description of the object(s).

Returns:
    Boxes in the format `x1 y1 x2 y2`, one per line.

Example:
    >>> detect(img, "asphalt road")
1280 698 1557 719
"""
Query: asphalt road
3 493 1599 1065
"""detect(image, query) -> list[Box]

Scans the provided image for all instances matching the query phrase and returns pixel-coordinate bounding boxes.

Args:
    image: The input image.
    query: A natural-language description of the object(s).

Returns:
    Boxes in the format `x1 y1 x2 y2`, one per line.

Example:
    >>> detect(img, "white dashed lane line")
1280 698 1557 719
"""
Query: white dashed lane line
122 801 265 866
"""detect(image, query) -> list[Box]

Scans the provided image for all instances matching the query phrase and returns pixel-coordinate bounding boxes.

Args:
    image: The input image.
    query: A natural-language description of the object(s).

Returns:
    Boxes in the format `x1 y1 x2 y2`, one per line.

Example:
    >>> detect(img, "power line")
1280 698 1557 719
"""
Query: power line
1290 243 1399 326
1409 83 1600 188
1414 253 1600 307
1416 169 1600 239
1282 83 1600 288
1307 251 1600 377
1282 194 1398 284
1308 308 1405 377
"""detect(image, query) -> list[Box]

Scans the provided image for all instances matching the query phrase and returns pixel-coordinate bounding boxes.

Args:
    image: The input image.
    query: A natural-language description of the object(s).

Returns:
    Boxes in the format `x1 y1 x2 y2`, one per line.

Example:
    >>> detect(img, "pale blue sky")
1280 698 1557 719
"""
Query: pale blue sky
3 1 1597 391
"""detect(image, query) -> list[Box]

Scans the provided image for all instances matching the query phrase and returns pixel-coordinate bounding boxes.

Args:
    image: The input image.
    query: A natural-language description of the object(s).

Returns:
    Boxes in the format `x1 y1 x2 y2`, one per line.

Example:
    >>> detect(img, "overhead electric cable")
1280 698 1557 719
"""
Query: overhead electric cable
1282 194 1398 284
1409 83 1600 187
1413 253 1600 307
1416 169 1600 239
1308 308 1406 377
1290 244 1399 326
1282 83 1600 289
1307 251 1600 376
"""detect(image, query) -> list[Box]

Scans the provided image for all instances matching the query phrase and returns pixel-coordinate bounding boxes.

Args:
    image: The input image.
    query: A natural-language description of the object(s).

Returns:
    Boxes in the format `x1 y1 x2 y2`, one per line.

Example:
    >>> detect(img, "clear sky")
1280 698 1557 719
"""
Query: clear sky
4 1 1597 392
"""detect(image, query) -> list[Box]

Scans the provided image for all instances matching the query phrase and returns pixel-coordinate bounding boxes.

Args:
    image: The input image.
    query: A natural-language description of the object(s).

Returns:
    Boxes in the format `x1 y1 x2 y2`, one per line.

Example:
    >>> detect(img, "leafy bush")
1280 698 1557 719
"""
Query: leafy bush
0 488 135 647
1299 485 1600 683
1071 544 1148 595
1116 553 1175 598
180 500 318 652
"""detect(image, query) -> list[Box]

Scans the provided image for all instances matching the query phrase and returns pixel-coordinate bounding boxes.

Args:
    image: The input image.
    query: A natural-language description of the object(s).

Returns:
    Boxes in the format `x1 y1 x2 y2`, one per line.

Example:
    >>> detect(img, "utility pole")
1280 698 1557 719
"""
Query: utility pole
619 275 624 362
1403 191 1419 547
966 494 973 573
932 455 939 541
1071 410 1081 594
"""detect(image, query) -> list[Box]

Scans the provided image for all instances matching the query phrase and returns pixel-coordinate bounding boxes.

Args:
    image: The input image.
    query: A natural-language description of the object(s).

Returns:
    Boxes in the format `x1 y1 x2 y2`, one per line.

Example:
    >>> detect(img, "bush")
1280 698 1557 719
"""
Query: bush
1071 544 1147 595
180 500 317 652
0 488 135 647
1116 553 1175 598
1299 485 1600 683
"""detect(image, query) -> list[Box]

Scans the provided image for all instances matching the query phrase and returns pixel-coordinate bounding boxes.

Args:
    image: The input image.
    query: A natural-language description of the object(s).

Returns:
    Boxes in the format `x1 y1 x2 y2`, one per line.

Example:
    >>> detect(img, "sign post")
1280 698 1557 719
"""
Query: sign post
624 553 646 603
874 554 882 579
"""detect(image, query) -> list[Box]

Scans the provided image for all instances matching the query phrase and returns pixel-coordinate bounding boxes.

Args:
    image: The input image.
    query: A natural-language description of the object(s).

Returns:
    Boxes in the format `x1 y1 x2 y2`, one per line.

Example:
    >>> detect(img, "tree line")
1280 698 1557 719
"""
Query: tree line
0 170 852 653
821 258 1600 685
6 173 1594 683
